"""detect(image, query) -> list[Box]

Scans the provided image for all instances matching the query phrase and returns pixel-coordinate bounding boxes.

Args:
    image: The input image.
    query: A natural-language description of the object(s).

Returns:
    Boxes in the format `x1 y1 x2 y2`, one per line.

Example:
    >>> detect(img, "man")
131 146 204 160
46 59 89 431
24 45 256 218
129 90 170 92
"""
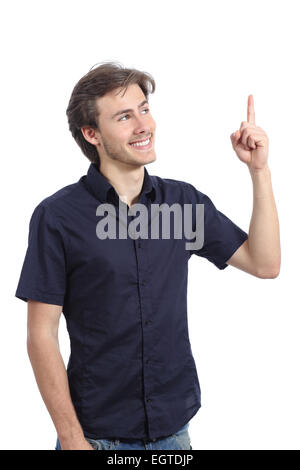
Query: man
15 62 281 451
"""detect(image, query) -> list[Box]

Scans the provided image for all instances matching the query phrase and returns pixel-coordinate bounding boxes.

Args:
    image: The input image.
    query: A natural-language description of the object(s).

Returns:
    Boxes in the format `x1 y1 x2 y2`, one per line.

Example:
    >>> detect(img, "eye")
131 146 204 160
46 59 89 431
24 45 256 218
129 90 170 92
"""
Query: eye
119 108 150 121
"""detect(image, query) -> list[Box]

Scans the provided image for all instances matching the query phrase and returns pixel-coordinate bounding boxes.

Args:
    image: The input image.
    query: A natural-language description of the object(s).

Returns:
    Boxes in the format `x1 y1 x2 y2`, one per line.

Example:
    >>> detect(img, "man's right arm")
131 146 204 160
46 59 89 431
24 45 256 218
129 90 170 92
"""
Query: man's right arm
27 300 94 450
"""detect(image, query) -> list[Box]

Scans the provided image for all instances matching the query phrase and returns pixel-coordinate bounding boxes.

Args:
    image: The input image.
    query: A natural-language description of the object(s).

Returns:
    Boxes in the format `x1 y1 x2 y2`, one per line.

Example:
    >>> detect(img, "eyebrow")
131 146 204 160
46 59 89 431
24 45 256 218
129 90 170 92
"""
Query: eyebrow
111 99 149 119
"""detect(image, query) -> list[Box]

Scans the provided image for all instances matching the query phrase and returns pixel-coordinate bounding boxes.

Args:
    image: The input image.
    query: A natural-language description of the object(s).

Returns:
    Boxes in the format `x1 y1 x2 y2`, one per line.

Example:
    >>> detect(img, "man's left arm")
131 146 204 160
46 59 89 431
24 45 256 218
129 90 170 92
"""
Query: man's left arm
226 95 281 279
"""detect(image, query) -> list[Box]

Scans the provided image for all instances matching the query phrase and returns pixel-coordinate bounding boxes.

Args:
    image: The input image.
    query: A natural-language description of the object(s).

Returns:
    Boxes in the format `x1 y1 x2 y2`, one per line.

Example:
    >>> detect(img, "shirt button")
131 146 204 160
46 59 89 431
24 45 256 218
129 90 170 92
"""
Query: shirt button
141 280 146 286
146 398 151 402
146 359 150 364
145 320 151 325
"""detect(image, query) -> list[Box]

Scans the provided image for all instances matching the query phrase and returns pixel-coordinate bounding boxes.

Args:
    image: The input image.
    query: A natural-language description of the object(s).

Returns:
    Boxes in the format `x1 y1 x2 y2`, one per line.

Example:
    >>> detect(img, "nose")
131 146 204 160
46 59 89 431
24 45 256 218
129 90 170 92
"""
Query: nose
133 124 150 136
132 114 152 134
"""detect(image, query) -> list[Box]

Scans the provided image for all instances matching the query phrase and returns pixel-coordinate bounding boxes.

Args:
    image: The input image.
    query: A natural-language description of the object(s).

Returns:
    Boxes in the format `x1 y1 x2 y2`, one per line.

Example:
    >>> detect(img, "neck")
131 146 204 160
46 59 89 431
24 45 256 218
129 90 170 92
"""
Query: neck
97 159 145 208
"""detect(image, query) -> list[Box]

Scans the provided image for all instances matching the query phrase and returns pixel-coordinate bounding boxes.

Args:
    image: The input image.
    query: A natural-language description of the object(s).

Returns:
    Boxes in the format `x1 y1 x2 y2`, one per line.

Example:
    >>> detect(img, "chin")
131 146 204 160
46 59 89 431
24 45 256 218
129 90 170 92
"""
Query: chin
126 148 156 163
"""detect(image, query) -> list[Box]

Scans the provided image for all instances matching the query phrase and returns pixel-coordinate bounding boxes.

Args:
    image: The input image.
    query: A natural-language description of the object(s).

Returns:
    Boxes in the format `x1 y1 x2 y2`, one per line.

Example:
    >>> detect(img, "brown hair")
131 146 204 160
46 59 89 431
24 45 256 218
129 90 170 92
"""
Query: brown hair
66 61 156 164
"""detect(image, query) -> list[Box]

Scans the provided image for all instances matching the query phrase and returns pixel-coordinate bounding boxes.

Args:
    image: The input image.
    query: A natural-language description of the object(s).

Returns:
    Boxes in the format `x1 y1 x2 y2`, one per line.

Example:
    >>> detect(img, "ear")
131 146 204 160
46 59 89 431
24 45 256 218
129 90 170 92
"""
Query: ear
81 126 101 146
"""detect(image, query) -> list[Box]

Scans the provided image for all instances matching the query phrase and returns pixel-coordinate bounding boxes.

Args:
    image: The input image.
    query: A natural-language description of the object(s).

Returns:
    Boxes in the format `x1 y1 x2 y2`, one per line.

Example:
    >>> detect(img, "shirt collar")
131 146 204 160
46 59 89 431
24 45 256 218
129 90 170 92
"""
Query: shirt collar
85 162 156 203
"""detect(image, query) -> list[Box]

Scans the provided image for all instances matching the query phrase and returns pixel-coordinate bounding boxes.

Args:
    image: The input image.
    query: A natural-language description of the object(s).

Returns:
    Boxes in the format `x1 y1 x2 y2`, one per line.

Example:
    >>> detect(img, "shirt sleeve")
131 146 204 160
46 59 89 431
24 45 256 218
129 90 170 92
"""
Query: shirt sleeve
186 184 249 270
15 202 67 306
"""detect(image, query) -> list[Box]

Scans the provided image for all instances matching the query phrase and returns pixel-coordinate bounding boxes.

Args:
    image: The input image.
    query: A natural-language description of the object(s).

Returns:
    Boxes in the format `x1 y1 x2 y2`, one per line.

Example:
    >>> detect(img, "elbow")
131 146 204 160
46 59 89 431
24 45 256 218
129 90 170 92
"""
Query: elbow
256 265 281 279
27 330 59 356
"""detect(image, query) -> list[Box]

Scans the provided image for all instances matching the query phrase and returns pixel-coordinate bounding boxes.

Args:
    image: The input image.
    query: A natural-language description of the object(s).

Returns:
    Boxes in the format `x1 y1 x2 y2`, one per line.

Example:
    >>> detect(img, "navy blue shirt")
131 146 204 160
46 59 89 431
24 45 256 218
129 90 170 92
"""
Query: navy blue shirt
15 162 248 440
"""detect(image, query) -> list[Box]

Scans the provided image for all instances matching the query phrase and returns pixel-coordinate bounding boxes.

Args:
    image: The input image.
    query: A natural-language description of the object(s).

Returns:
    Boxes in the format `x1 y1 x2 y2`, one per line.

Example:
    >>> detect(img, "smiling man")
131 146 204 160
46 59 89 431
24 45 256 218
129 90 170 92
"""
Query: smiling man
15 61 281 451
80 80 157 209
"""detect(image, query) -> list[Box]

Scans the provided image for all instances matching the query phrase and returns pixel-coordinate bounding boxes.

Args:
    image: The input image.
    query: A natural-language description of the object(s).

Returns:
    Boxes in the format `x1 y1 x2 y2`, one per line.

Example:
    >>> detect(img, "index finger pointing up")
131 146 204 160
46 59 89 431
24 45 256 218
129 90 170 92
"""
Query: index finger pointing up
247 94 255 124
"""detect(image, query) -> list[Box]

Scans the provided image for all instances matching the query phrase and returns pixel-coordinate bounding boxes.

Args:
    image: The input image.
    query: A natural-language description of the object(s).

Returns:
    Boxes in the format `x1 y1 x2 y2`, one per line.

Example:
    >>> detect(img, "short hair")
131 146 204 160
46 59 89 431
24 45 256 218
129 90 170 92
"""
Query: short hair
66 61 156 164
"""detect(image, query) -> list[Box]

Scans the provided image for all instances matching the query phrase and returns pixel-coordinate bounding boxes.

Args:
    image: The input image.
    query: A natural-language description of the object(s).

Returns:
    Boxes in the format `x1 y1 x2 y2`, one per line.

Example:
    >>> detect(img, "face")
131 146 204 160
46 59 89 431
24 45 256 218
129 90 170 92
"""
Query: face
83 83 156 168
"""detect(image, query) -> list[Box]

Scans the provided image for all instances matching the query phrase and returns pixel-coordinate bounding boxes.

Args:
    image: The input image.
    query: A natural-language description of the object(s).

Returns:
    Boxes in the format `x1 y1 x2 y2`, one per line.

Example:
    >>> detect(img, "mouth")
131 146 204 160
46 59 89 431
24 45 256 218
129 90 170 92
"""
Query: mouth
128 135 153 151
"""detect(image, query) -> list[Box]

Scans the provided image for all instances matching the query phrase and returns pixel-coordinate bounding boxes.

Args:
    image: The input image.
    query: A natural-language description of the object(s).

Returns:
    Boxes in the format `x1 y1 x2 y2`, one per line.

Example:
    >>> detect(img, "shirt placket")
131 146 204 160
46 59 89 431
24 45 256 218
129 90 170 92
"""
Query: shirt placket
127 195 157 439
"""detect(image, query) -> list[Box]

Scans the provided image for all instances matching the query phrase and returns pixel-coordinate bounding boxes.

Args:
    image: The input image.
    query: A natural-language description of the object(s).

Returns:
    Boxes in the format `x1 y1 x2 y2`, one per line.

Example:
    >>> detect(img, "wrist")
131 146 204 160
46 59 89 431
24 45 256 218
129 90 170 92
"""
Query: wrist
248 164 271 177
59 435 93 451
59 434 86 449
58 428 85 444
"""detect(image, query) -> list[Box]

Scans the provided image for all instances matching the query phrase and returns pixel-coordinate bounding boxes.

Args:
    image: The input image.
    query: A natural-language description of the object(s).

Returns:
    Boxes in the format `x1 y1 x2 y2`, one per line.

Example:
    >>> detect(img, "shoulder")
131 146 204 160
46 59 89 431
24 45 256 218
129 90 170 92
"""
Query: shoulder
152 174 209 203
40 180 81 209
153 174 191 189
28 180 83 233
31 179 83 217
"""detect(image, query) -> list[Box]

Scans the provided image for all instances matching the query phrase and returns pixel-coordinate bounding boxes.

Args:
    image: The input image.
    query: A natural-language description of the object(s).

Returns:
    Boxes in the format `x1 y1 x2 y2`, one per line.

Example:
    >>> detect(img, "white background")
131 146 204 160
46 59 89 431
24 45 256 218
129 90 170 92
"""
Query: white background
1 0 299 450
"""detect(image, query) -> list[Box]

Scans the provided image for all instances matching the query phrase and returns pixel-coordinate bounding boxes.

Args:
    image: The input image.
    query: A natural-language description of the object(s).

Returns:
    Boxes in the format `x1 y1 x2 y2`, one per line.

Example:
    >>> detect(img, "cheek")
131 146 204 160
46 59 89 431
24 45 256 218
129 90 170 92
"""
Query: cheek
147 117 156 132
109 129 129 145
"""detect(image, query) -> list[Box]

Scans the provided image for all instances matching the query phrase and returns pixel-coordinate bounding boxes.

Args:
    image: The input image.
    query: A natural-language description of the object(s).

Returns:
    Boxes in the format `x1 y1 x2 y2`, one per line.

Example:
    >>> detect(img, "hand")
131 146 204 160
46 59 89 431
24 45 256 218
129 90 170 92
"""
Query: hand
59 436 95 450
230 95 269 171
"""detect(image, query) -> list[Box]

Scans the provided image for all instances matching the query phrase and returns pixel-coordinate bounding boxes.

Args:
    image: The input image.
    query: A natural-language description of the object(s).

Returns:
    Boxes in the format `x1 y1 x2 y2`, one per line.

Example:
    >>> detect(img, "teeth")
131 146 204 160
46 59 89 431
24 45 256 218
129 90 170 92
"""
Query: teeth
130 138 150 147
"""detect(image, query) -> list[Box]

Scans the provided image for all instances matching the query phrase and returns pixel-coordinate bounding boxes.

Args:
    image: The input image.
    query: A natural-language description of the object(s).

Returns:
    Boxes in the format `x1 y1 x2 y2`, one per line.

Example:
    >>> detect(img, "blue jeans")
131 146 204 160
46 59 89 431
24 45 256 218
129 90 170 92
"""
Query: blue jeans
55 422 192 450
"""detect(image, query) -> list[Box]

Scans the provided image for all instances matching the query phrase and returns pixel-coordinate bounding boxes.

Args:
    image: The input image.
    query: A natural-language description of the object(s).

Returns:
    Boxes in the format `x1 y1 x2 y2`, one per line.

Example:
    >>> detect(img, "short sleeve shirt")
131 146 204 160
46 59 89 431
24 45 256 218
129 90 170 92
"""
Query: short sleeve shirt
15 162 248 440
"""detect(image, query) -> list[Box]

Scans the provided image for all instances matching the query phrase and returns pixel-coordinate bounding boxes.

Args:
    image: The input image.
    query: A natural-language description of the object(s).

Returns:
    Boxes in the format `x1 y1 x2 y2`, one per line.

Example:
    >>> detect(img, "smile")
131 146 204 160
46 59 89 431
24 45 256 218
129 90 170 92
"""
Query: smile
129 136 152 150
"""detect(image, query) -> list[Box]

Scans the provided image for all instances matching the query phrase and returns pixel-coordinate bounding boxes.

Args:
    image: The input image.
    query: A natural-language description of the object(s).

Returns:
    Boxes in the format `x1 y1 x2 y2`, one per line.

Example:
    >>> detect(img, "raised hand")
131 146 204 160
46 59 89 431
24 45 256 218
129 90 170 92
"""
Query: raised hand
230 95 269 171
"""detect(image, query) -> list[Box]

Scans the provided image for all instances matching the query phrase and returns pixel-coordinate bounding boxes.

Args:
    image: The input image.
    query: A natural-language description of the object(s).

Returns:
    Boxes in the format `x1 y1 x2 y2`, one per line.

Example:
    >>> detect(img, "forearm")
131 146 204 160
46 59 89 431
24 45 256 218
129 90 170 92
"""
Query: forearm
27 335 86 447
248 164 281 276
